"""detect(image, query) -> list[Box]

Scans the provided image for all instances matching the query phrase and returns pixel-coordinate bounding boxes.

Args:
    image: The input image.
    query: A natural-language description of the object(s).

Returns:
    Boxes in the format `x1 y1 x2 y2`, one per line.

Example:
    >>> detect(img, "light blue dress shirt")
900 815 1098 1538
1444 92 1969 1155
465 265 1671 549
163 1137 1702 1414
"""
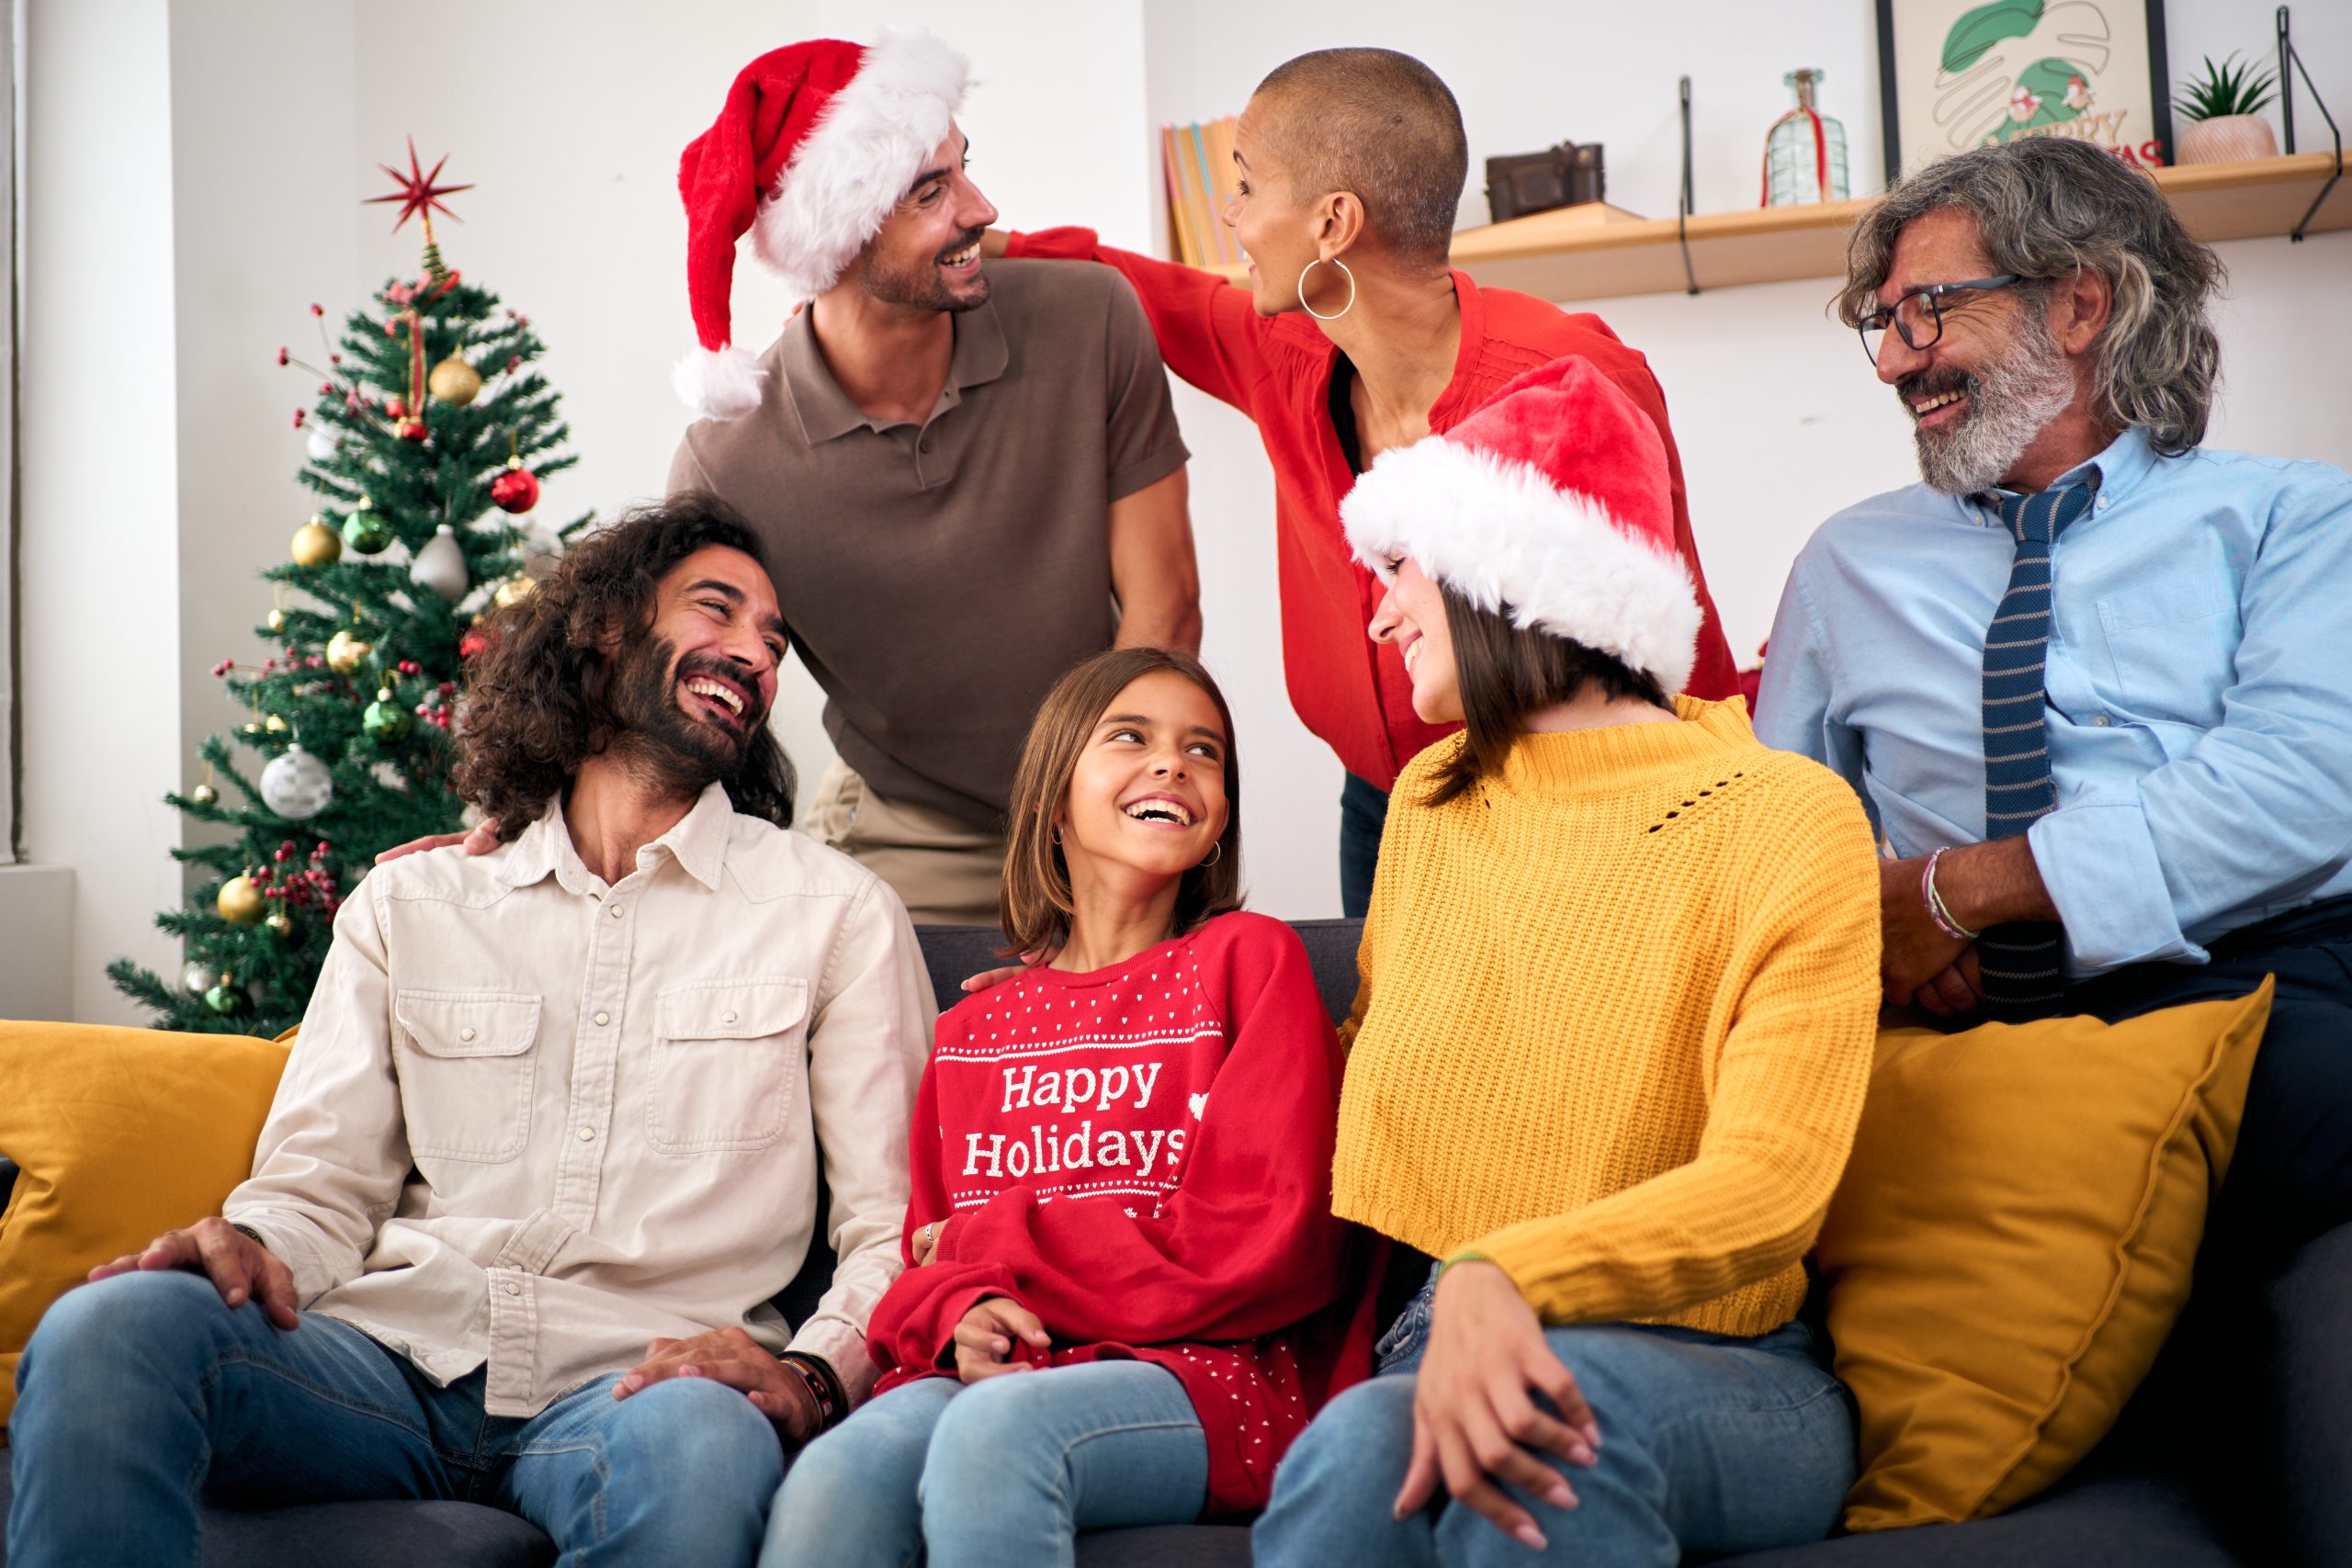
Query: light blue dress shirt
1757 426 2352 976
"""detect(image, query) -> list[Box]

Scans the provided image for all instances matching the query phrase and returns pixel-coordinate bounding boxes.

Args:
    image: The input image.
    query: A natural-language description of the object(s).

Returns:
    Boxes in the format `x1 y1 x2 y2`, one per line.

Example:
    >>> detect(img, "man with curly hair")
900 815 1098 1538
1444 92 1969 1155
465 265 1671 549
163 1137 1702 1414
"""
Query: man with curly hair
6 499 932 1568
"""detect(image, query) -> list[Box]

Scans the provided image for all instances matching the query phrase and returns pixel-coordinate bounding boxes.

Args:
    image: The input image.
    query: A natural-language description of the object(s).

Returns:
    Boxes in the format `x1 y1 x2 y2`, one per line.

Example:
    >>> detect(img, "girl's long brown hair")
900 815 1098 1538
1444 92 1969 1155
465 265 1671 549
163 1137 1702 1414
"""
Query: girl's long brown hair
1000 648 1244 957
1422 585 1668 807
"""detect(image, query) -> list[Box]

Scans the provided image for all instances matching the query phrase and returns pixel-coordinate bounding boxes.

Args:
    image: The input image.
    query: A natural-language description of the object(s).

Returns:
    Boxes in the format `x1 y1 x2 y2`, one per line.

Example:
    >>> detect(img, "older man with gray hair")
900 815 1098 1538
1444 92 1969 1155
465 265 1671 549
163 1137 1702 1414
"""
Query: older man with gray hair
1758 134 2351 1560
1760 137 2352 1227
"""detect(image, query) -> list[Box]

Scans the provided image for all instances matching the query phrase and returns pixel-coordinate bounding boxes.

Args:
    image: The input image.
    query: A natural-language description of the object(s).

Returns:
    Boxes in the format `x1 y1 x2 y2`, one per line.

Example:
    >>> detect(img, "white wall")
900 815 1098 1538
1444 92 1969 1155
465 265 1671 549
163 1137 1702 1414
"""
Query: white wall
17 0 184 1022
9 0 2350 1015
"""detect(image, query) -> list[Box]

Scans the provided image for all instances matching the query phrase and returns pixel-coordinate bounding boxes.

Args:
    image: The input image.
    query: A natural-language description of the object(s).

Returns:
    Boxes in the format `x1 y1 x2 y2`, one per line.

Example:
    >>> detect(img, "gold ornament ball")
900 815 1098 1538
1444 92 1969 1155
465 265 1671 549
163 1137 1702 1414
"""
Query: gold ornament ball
290 515 342 568
427 355 482 406
217 874 266 924
264 713 289 734
265 909 294 938
326 629 374 674
492 574 537 609
190 782 220 807
267 607 288 634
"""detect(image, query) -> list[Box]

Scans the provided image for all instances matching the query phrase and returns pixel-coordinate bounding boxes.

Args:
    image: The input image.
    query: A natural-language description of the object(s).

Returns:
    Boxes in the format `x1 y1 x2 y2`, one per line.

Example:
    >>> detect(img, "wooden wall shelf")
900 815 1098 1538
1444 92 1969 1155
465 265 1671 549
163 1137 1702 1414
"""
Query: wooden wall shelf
1205 152 2349 305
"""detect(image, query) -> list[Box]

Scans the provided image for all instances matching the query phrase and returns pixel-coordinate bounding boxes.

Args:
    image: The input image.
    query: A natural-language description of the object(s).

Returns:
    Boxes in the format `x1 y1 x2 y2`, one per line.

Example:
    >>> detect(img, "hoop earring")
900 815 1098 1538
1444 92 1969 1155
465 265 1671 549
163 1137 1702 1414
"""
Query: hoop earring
1198 841 1223 868
1297 256 1356 321
1050 823 1063 845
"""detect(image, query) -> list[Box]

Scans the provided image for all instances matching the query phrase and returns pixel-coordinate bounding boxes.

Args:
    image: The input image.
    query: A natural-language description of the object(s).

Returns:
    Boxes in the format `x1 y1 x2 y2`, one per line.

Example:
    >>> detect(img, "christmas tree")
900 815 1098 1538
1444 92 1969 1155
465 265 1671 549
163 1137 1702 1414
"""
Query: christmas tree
108 142 587 1035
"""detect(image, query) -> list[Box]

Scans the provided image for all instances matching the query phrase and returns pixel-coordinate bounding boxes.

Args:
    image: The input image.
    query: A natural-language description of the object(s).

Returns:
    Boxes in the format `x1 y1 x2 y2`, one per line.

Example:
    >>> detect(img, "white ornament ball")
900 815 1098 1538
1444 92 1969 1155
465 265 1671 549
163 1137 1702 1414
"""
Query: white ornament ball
517 520 566 581
306 426 340 463
182 960 219 996
259 743 334 819
411 525 469 604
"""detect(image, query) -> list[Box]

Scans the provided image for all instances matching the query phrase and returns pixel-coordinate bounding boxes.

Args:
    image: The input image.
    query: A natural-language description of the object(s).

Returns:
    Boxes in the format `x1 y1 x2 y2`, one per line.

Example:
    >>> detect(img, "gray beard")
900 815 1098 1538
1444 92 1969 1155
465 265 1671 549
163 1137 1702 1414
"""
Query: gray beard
1911 318 2076 496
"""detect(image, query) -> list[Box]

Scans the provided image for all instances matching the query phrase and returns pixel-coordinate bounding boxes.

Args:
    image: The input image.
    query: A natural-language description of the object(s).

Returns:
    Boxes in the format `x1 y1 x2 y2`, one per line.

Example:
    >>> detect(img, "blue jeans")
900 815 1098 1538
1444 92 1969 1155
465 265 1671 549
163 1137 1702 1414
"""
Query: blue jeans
764 1362 1207 1568
1340 773 1391 919
1254 1280 1854 1568
6 1270 782 1568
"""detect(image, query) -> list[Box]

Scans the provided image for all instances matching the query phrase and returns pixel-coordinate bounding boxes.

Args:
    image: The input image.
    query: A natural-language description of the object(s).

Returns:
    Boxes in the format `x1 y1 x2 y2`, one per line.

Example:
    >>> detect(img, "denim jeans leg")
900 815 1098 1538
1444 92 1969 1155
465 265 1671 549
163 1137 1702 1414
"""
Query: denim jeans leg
1340 773 1391 919
6 1271 450 1568
498 1372 785 1568
918 1361 1210 1568
1257 1321 1851 1568
1253 1369 1438 1568
762 1376 960 1568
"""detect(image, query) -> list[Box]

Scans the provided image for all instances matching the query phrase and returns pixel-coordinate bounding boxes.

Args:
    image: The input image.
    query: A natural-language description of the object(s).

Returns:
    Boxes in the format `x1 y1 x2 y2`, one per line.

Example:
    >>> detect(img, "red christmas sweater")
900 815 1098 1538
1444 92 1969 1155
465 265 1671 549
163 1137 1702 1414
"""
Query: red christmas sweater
1005 229 1740 793
866 910 1378 1517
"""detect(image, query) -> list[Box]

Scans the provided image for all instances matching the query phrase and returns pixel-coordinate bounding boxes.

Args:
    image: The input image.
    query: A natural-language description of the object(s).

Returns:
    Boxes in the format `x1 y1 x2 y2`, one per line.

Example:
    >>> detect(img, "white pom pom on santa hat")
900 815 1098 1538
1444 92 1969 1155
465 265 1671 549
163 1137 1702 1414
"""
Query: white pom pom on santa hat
673 31 969 421
1340 355 1702 694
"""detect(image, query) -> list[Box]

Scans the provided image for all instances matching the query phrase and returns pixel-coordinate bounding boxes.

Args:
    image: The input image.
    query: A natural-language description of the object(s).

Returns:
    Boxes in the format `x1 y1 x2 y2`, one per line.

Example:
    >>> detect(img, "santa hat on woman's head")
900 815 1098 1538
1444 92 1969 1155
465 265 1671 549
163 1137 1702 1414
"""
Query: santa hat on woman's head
1340 355 1702 694
673 31 970 421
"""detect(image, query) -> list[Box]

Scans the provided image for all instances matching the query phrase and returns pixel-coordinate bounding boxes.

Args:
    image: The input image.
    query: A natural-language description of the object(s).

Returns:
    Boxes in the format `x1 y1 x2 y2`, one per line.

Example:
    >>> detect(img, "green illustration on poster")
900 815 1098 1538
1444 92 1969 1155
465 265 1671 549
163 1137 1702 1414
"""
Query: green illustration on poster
1881 0 2171 175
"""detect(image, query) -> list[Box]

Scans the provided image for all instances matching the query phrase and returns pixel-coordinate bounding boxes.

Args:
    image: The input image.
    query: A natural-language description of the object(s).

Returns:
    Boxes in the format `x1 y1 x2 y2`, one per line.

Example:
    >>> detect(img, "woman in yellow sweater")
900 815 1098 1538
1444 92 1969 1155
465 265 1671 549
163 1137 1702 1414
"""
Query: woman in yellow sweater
1252 356 1882 1567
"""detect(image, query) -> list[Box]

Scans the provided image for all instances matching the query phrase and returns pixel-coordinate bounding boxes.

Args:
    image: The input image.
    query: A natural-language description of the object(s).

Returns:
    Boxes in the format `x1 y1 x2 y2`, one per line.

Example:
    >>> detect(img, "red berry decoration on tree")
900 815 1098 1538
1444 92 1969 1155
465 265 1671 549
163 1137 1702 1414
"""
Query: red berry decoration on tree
491 457 540 513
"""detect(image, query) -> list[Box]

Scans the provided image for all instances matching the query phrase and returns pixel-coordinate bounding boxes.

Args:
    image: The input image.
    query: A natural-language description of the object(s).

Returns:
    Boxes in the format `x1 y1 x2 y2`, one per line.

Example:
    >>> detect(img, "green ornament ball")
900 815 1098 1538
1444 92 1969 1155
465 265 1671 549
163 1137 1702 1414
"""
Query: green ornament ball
363 688 413 744
203 979 246 1016
342 510 394 555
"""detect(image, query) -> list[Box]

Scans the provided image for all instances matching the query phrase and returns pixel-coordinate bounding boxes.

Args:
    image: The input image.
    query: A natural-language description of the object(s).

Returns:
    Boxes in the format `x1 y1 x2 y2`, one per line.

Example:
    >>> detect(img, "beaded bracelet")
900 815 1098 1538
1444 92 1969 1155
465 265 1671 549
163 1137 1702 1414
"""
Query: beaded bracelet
775 1351 844 1432
1922 848 1982 942
1437 1250 1498 1281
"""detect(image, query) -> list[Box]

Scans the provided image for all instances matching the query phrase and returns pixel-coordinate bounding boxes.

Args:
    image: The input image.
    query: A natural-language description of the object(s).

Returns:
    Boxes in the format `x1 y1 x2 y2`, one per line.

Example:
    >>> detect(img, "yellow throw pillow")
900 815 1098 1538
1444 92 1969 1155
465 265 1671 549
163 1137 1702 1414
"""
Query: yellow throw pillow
1815 981 2268 1531
0 1021 291 1427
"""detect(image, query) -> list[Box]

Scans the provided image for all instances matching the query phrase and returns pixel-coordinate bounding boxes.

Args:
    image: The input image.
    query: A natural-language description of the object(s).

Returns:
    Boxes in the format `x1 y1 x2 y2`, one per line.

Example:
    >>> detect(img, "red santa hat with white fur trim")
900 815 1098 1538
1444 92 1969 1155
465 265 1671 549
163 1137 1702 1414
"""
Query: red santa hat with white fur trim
1340 355 1702 693
673 32 970 420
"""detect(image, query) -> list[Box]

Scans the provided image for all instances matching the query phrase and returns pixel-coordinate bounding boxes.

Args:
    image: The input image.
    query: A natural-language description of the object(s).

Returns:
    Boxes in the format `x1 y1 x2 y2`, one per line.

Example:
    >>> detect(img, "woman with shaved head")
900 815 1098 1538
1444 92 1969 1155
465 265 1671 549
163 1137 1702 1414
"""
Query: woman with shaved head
991 48 1739 915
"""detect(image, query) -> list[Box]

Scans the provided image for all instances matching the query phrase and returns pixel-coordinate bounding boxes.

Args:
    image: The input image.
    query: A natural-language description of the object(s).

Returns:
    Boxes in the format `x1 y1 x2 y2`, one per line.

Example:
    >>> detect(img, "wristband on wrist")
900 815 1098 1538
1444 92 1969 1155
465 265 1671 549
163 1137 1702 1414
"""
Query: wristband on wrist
775 1351 844 1431
1922 848 1982 942
1437 1250 1498 1282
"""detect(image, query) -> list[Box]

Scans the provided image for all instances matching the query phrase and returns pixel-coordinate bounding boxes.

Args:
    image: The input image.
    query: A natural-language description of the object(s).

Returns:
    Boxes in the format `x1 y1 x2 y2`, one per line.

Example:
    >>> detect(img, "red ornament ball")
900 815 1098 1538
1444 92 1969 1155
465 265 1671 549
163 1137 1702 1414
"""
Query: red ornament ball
385 396 407 419
397 419 428 442
490 462 541 514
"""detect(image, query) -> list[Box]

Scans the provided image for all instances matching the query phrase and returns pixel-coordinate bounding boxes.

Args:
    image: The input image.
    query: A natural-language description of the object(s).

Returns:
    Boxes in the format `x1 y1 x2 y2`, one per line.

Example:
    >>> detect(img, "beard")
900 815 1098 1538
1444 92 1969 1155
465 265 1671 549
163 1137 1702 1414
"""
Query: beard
1902 310 2077 496
862 225 990 312
603 634 767 799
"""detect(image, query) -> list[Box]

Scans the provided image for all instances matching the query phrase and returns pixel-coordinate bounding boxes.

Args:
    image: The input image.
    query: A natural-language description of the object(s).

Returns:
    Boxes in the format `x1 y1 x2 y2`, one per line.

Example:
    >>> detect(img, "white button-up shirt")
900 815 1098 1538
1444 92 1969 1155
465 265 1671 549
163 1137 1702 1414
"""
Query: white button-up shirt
226 784 932 1416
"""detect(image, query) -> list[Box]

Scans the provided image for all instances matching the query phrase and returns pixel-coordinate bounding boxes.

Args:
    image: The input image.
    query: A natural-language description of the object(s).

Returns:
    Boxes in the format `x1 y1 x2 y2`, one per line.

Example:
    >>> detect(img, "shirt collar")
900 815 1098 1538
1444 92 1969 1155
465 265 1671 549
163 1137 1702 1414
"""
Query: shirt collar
776 298 1010 446
1966 425 2158 524
495 782 736 895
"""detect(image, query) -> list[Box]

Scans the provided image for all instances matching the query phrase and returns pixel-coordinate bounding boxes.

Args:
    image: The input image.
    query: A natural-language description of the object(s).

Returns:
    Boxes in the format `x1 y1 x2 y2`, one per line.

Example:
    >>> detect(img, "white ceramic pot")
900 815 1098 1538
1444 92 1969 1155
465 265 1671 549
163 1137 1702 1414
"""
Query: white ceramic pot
2176 115 2279 165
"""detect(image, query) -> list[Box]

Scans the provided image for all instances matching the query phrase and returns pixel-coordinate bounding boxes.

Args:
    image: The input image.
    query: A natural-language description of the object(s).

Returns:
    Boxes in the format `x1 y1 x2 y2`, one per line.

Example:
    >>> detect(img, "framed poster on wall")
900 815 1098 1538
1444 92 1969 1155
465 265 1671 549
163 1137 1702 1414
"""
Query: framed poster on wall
1875 0 2174 181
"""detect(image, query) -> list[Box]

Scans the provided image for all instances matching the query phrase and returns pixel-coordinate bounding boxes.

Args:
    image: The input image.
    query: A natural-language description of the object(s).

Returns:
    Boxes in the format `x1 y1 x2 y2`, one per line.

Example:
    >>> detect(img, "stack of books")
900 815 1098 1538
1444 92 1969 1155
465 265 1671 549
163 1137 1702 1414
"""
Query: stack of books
1163 117 1241 267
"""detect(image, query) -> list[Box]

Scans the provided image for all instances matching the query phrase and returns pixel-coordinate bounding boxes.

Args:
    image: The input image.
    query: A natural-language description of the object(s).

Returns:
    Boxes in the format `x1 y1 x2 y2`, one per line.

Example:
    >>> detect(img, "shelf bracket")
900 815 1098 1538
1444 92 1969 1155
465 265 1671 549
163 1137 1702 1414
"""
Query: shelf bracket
1678 76 1701 295
2278 6 2342 242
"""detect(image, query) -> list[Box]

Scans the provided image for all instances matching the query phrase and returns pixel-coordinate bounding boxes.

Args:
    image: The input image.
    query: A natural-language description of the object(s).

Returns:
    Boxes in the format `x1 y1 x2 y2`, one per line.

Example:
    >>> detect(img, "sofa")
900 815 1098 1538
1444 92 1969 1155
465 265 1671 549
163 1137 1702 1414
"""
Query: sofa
1 917 2340 1566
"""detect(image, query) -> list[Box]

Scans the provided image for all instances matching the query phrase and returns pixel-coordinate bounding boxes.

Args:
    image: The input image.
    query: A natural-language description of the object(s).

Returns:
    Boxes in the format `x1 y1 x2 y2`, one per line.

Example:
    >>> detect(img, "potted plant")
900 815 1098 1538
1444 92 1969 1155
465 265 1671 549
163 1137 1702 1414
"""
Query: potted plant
2173 52 2280 164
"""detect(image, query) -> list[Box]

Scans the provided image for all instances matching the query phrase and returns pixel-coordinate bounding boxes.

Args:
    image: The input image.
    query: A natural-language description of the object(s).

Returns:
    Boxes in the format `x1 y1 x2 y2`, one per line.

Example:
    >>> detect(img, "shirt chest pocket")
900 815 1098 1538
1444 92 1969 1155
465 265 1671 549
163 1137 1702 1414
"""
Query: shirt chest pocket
392 990 542 1163
650 977 809 1155
2094 573 2238 724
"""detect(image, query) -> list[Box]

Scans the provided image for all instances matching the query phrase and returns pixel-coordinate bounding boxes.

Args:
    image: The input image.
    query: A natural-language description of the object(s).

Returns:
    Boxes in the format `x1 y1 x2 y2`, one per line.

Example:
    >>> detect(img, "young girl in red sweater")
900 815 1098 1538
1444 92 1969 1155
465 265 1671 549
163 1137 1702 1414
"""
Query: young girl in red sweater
762 648 1374 1568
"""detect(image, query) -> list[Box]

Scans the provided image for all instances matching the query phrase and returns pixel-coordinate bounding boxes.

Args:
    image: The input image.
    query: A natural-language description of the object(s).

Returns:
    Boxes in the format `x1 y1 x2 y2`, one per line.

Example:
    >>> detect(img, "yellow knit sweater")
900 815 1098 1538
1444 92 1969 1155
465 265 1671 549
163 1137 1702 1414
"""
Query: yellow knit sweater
1333 696 1882 1337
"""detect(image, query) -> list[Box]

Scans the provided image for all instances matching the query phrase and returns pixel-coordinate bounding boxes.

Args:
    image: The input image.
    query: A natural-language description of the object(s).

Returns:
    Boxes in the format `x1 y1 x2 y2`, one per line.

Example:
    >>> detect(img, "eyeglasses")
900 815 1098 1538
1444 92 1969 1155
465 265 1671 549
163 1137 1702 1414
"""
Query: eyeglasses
1856 275 2029 366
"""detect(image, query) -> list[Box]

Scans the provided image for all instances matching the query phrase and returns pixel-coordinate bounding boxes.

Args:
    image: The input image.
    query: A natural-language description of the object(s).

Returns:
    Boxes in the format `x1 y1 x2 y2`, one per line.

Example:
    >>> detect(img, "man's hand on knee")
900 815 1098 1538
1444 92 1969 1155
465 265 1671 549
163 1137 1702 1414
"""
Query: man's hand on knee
614 1326 818 1440
87 1216 300 1330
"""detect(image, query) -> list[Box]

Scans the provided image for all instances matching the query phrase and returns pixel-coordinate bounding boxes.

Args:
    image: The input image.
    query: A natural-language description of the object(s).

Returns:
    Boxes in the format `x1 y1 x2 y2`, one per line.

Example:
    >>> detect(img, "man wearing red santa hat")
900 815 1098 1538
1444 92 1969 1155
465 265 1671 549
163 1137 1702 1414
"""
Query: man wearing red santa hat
669 32 1200 925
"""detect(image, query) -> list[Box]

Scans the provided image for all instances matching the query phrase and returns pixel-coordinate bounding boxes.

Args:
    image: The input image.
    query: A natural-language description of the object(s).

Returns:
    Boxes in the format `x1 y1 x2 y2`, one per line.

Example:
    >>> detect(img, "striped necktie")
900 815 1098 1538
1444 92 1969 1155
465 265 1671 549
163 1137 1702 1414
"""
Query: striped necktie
1977 483 2092 1008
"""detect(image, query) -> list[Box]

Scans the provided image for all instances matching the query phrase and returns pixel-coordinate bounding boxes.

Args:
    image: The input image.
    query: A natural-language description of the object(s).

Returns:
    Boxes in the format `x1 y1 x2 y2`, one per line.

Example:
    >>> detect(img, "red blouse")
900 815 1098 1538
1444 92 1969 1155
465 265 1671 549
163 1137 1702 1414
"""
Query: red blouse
1007 228 1742 792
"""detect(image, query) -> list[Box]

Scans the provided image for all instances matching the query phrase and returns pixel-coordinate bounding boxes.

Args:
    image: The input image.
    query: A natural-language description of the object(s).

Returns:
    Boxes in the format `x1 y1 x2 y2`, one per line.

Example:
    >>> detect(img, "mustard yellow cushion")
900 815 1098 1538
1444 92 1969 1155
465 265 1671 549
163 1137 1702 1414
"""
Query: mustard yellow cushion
0 1021 290 1427
1814 981 2268 1529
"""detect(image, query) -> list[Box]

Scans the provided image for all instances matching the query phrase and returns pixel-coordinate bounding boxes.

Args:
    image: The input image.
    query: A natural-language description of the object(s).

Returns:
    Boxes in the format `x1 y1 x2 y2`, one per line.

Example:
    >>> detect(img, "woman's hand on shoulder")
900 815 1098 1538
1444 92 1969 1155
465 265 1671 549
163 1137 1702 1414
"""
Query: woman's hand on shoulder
1395 1260 1600 1551
951 1296 1051 1383
959 950 1046 995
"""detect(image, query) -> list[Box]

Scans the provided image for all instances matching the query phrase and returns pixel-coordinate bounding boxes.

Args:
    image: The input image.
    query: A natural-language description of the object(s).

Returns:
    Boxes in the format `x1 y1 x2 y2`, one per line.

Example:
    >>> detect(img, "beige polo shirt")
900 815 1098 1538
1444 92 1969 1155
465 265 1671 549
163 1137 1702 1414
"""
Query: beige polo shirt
225 785 933 1416
670 259 1188 829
